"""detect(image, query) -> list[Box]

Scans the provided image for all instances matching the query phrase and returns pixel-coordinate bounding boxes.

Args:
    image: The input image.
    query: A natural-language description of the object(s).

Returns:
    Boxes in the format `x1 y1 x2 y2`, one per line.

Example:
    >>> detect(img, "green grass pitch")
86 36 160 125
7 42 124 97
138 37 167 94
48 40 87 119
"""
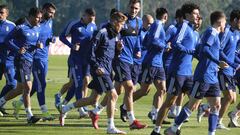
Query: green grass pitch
0 56 239 135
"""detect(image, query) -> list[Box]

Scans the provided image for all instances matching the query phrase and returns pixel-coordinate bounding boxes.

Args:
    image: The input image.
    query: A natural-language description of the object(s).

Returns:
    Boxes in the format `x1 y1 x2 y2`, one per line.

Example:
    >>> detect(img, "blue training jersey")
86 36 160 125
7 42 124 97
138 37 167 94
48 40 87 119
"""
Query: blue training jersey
0 20 15 63
119 14 142 64
163 21 178 68
6 20 41 62
168 20 197 76
60 19 97 66
219 25 240 76
142 20 166 67
34 19 53 60
194 26 221 84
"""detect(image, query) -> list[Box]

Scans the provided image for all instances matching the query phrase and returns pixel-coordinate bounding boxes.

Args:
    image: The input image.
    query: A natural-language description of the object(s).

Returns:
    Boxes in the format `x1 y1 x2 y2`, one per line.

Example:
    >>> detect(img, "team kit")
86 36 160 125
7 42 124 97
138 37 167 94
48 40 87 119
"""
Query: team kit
0 0 240 135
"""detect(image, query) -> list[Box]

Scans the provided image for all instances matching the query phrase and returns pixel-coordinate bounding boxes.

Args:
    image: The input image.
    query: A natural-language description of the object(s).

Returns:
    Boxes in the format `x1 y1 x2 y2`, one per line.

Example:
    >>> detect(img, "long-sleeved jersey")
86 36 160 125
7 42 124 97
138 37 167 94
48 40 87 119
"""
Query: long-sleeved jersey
60 19 97 66
0 20 15 63
6 20 41 62
163 21 178 68
194 27 221 83
118 14 142 64
219 25 240 76
33 19 53 60
90 23 120 75
168 20 197 76
142 20 166 67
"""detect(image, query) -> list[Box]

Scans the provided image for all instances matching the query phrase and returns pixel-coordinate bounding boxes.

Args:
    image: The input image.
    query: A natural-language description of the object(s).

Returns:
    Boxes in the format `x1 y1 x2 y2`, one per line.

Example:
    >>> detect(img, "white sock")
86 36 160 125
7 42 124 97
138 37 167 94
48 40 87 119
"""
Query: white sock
93 104 105 115
62 99 68 105
176 106 182 116
40 105 48 113
123 104 127 110
107 117 115 129
208 131 215 135
127 111 136 124
63 103 75 113
0 97 6 106
154 126 161 133
78 107 86 114
57 92 62 97
25 107 33 119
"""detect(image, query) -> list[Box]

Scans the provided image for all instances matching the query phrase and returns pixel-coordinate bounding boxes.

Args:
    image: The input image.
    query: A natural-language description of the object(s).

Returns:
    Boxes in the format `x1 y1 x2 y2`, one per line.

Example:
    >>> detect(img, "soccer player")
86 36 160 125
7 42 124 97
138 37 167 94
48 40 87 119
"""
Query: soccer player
113 0 147 129
161 11 229 135
163 9 184 119
2 7 43 124
197 10 240 129
131 8 168 124
58 11 128 134
58 8 97 117
0 4 16 116
87 14 154 128
150 2 200 135
12 2 56 121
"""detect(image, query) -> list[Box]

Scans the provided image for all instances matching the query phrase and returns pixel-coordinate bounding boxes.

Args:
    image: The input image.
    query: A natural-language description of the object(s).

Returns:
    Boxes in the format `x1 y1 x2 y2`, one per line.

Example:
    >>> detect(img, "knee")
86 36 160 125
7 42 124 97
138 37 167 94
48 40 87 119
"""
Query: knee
110 91 118 101
124 85 134 93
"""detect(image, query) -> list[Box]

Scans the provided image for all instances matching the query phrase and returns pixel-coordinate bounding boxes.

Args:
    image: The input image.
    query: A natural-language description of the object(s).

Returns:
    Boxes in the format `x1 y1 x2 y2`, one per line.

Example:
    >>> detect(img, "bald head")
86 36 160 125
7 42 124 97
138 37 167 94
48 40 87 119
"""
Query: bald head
142 14 154 30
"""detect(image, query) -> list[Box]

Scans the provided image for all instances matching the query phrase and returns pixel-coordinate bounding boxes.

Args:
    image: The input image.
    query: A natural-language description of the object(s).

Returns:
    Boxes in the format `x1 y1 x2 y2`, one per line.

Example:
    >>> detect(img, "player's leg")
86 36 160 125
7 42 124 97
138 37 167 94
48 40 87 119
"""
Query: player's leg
217 74 236 129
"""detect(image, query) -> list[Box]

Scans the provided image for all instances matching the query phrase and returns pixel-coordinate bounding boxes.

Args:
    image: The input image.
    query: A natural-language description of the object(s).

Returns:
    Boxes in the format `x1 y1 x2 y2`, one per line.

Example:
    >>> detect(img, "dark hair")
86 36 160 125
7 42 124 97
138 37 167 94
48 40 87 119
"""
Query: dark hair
0 4 8 11
156 7 168 20
175 9 183 19
210 11 225 25
181 2 199 19
128 0 141 5
42 2 56 10
230 9 240 22
85 8 96 16
110 8 119 16
15 17 25 26
28 7 42 17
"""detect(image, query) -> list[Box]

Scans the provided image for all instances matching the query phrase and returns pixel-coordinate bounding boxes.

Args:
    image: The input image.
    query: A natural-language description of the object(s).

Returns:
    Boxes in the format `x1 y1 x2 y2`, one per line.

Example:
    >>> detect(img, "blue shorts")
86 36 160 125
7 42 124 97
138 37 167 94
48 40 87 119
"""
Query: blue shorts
88 74 114 94
83 64 91 77
132 63 142 85
218 73 236 92
139 66 166 84
15 59 32 83
0 62 4 80
113 60 132 82
167 74 193 96
190 81 221 99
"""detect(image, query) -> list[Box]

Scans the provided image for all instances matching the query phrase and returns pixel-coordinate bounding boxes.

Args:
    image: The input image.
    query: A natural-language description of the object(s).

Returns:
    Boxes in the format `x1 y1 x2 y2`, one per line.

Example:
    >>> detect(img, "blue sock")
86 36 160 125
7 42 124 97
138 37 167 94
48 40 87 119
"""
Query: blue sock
175 107 192 126
208 112 218 132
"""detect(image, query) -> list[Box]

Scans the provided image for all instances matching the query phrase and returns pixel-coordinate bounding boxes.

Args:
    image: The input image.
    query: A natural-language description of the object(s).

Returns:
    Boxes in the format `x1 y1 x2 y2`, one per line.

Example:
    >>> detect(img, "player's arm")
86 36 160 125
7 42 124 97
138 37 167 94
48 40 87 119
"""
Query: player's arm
89 31 104 71
59 21 74 48
175 23 195 54
5 27 22 53
220 49 239 69
151 24 166 50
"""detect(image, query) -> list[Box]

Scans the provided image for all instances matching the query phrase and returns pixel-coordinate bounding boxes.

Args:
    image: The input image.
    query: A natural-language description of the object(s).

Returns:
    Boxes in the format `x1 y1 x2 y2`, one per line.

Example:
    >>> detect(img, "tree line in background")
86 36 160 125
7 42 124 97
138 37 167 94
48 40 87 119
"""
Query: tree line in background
0 0 239 35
